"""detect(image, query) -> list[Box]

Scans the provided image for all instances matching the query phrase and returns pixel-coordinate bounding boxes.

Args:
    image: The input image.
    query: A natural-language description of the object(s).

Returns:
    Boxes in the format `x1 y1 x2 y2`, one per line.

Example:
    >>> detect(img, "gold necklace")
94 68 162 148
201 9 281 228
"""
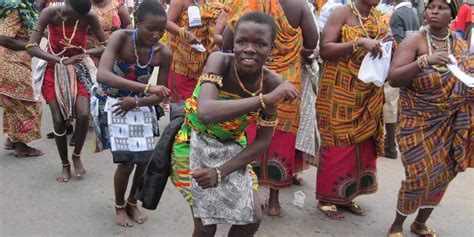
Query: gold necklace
350 2 379 38
233 62 263 97
424 26 451 73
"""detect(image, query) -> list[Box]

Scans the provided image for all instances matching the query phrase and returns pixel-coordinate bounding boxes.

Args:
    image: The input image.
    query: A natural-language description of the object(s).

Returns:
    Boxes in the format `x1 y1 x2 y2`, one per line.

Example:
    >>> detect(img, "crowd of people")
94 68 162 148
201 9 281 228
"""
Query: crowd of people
0 0 472 236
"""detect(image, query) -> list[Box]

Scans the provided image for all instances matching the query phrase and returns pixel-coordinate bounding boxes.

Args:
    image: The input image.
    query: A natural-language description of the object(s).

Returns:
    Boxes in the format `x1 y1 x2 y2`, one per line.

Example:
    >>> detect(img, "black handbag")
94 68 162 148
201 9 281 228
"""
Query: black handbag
135 102 185 210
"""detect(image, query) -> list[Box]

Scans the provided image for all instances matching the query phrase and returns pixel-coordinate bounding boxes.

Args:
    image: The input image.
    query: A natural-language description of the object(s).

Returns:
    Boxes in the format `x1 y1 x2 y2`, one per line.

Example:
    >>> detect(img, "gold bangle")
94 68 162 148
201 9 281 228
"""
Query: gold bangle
59 57 69 65
25 43 39 49
259 93 266 109
213 167 222 187
144 83 151 94
198 73 223 87
352 37 360 52
257 114 278 128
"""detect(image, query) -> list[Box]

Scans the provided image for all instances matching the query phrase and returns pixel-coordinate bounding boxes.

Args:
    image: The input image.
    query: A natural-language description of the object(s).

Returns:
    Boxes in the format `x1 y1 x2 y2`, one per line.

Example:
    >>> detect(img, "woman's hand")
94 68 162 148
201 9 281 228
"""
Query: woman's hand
112 97 136 116
381 33 394 43
426 52 451 66
358 38 383 59
187 32 201 45
148 85 171 98
62 54 86 65
190 168 218 189
264 81 299 106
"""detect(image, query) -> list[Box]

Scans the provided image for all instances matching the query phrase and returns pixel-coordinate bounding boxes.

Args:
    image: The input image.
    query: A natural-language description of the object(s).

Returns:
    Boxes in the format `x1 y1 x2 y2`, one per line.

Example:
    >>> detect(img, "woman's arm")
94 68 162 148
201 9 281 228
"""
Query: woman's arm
196 53 290 124
118 4 133 29
222 25 234 51
213 10 229 48
85 11 107 56
165 0 199 44
27 8 62 63
319 7 353 60
300 2 318 53
387 34 421 87
0 36 27 51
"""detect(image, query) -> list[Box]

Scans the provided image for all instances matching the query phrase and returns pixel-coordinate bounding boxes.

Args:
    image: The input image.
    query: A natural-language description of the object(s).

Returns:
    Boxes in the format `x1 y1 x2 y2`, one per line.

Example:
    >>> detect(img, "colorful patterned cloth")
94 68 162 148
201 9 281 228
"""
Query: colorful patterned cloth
229 0 307 189
87 0 122 65
171 81 258 206
315 8 391 204
316 9 390 156
0 10 42 144
396 35 473 215
0 0 38 33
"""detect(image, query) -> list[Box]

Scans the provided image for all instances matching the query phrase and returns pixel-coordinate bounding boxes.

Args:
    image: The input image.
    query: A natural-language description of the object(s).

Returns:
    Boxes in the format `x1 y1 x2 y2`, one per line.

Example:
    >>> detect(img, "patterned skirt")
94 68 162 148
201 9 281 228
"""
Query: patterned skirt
316 138 378 204
190 131 255 225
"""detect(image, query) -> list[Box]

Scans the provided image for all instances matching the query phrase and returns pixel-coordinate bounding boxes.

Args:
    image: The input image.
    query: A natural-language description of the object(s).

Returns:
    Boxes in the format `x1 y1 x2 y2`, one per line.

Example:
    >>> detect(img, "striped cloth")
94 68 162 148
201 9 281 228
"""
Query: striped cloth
396 35 474 215
316 9 390 156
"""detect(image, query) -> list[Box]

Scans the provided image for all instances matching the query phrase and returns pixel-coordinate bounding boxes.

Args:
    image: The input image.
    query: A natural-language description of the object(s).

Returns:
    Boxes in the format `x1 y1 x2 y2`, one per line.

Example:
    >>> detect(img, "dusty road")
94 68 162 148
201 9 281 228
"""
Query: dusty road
1 105 473 237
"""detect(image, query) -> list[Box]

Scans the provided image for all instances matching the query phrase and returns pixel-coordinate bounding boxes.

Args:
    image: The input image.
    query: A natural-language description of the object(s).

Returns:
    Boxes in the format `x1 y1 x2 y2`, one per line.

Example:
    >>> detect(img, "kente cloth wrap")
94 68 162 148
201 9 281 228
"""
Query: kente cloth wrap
316 8 391 156
0 0 38 33
228 0 304 134
171 79 258 207
0 10 42 144
87 0 121 48
168 2 223 80
91 60 158 159
396 35 474 215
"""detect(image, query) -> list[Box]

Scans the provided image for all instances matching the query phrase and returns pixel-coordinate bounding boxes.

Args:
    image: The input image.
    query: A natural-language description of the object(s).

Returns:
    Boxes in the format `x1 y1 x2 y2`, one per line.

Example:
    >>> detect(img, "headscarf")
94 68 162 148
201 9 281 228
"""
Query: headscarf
425 0 460 18
0 0 38 33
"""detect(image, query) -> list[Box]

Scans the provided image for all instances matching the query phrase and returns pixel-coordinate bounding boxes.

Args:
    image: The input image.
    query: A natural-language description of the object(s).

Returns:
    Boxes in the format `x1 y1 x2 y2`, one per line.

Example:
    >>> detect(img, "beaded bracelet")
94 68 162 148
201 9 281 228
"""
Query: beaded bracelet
213 167 222 187
59 57 69 65
257 113 278 128
144 83 151 94
199 73 223 87
352 37 360 52
25 43 39 49
417 54 429 69
259 93 267 109
134 95 140 109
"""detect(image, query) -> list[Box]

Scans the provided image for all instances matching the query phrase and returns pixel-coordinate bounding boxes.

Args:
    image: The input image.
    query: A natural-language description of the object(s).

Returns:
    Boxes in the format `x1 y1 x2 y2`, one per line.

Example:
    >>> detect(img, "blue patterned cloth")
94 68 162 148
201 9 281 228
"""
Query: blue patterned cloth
0 0 38 33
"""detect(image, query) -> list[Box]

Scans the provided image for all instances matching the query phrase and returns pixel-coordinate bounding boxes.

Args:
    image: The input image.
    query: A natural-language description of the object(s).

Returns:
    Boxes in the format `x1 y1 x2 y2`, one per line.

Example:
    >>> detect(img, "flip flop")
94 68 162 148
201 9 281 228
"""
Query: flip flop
14 147 44 158
387 232 404 237
338 201 365 216
410 223 437 237
318 203 344 220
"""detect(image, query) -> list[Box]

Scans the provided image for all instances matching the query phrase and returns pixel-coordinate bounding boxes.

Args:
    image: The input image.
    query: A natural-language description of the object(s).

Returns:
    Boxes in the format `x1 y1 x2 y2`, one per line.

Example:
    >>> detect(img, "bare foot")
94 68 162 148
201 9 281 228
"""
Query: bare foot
265 199 281 216
126 202 148 224
115 207 133 227
56 165 71 182
72 154 86 177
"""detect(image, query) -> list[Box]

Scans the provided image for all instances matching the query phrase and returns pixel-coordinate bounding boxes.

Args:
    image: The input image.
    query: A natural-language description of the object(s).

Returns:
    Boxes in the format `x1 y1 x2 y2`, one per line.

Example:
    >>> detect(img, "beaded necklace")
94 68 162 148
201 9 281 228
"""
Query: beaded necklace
233 62 263 97
349 2 379 39
48 19 80 56
132 29 155 69
424 26 451 73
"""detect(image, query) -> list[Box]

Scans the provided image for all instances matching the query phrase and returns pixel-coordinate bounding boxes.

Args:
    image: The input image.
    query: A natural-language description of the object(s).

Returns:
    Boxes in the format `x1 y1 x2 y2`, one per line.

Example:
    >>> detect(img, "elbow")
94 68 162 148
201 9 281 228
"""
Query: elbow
387 76 403 88
96 69 107 85
319 49 331 61
196 106 212 125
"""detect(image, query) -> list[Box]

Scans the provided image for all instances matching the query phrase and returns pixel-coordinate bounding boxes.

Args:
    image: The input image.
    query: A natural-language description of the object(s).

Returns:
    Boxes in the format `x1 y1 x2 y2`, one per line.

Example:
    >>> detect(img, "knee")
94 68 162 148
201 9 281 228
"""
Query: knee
75 109 90 123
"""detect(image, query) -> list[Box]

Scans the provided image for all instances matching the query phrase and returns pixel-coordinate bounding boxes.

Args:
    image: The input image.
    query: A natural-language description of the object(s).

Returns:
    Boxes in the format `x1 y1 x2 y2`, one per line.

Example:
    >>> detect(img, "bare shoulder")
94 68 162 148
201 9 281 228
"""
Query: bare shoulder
263 67 282 93
399 30 425 50
155 42 172 65
38 6 56 19
204 52 232 75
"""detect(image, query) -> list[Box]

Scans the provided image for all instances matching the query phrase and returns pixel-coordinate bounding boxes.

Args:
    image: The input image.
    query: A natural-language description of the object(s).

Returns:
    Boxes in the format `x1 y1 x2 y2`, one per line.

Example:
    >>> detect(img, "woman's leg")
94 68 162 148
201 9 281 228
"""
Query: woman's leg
266 188 281 216
192 217 217 237
388 212 408 234
71 96 89 176
48 100 70 182
410 208 436 236
126 164 148 224
114 163 134 227
228 190 263 237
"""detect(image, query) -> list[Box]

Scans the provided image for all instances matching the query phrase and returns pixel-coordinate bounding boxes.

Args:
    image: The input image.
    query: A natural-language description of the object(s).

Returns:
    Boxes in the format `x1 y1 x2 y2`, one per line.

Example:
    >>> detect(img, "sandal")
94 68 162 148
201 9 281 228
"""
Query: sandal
387 232 404 237
338 201 365 216
318 203 344 220
410 222 437 237
292 175 305 186
14 146 44 158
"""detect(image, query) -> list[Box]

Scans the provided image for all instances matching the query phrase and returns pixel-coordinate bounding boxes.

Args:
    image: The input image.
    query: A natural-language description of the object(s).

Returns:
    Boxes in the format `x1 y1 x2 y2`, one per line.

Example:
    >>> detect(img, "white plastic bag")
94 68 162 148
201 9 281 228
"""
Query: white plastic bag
293 191 306 208
447 54 474 88
358 41 393 87
188 6 202 28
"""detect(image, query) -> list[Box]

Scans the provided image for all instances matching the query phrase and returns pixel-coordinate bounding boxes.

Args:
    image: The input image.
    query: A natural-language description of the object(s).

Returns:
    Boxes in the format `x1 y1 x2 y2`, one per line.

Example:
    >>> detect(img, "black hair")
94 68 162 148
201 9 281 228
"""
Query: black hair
234 12 277 42
136 0 167 22
67 0 92 15
426 0 458 18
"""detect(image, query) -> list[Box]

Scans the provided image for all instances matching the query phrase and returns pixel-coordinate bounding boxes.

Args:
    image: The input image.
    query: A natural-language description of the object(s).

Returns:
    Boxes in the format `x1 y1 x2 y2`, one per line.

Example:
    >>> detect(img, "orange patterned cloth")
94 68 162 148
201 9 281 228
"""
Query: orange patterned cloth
227 0 303 134
168 2 223 80
316 9 390 156
0 10 42 143
396 36 474 215
87 0 122 49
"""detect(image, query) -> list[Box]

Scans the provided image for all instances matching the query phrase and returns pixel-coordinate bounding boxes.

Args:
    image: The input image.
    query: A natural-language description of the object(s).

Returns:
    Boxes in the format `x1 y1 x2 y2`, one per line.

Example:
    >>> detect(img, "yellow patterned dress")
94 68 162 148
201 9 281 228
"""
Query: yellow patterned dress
396 35 473 215
315 9 390 204
167 2 223 102
0 6 42 144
